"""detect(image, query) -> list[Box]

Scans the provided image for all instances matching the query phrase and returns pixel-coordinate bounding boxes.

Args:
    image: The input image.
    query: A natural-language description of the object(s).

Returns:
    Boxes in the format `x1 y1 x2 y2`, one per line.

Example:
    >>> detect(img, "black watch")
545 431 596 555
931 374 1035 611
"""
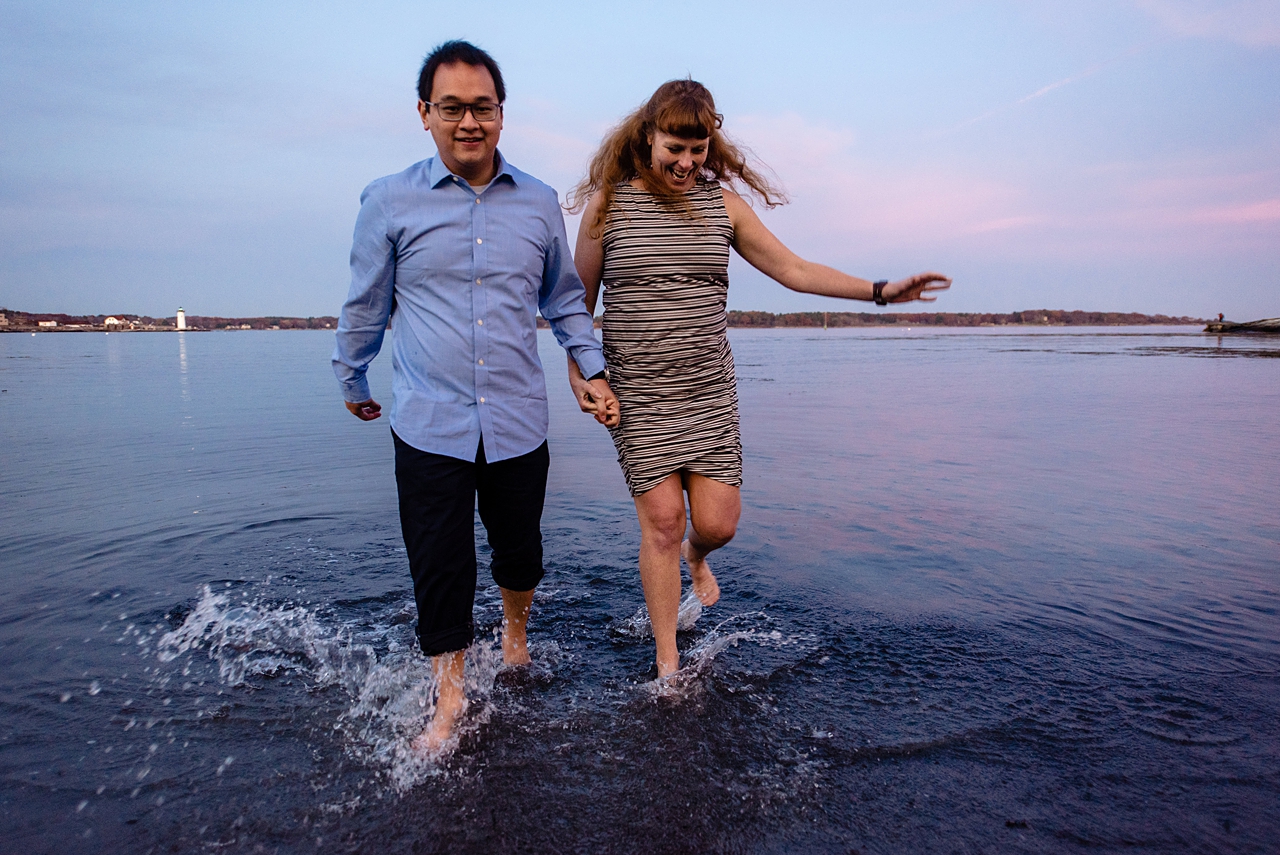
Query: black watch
873 280 889 306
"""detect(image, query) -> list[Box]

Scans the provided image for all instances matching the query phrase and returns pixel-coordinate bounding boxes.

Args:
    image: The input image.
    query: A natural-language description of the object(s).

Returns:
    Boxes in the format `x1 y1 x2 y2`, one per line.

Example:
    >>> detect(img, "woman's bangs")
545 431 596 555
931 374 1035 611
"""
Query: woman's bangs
655 99 721 140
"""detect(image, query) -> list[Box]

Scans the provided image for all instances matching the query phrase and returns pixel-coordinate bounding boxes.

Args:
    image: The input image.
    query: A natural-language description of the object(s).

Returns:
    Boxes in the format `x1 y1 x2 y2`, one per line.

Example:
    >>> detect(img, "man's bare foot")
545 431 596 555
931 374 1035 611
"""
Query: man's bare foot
502 624 532 667
410 694 465 757
682 540 720 606
411 650 465 757
499 587 534 666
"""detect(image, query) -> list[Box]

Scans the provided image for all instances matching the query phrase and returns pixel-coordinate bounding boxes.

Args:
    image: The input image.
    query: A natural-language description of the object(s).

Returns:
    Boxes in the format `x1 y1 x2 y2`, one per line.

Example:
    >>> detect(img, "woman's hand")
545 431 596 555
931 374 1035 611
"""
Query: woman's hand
568 357 620 427
579 378 620 427
884 272 952 303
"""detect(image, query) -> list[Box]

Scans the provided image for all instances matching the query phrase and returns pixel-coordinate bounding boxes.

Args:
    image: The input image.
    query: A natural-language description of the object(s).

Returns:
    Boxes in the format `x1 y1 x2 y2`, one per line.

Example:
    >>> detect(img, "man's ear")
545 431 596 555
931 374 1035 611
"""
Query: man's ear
418 100 431 132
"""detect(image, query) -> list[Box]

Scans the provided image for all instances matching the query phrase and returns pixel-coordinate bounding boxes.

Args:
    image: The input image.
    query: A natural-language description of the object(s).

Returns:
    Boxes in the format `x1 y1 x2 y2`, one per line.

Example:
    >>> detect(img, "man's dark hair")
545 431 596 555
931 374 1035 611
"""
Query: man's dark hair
418 40 506 104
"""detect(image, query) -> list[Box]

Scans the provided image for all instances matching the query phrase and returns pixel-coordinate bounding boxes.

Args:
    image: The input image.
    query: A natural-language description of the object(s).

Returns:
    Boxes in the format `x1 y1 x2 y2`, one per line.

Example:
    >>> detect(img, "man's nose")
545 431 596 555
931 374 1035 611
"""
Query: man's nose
458 108 482 130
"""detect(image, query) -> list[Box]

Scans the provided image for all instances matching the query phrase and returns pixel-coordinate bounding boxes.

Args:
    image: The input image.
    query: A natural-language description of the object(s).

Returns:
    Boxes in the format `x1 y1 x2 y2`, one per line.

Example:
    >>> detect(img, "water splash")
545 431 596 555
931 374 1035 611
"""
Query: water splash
157 585 375 689
613 589 704 639
644 613 814 700
155 585 507 791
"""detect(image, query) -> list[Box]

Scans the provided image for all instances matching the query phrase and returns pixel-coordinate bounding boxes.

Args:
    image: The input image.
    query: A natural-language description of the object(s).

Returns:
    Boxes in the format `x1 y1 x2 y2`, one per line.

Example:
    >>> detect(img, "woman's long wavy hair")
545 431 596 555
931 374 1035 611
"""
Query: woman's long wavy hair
567 79 786 236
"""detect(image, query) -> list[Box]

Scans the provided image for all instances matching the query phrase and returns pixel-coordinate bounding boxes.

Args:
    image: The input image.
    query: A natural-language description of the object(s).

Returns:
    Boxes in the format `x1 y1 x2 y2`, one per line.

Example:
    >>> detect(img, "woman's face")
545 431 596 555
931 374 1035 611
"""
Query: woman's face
648 129 710 193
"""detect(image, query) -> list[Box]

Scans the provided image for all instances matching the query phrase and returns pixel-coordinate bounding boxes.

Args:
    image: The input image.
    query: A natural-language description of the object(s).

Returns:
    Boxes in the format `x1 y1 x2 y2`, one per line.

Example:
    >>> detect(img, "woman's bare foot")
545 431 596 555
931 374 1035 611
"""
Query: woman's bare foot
682 540 720 606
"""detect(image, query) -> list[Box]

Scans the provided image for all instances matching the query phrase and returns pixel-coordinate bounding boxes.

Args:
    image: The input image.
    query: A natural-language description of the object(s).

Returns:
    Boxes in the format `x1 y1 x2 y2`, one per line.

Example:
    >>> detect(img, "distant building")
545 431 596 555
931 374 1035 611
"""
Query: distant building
176 307 187 330
0 314 8 326
104 317 123 327
38 320 57 328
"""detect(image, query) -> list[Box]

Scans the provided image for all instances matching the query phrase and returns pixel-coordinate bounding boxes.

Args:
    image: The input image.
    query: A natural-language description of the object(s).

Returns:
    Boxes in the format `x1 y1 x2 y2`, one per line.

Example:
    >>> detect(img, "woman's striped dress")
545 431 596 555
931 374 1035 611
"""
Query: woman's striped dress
601 180 741 496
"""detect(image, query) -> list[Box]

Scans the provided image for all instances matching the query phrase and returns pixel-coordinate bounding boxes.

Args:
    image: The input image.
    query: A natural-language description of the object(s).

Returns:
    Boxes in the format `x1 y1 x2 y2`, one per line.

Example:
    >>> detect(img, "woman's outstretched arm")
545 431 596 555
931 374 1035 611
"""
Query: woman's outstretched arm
723 189 951 303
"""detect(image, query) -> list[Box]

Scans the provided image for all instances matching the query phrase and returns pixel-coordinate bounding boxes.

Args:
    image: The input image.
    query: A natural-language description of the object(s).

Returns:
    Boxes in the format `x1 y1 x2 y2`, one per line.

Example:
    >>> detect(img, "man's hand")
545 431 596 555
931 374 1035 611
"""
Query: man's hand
884 272 952 303
570 374 619 427
345 398 382 421
585 379 620 427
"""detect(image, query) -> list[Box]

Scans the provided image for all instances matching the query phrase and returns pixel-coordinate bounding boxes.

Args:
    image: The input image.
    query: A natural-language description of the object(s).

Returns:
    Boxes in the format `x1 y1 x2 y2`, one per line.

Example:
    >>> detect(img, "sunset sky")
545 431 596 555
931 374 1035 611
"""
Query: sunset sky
2 0 1277 318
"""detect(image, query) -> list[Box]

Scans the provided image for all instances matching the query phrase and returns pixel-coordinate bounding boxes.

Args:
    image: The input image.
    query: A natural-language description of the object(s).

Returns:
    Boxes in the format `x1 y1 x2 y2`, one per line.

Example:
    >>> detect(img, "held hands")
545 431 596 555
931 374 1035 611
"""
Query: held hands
569 371 620 428
567 354 620 427
883 272 952 303
345 399 382 421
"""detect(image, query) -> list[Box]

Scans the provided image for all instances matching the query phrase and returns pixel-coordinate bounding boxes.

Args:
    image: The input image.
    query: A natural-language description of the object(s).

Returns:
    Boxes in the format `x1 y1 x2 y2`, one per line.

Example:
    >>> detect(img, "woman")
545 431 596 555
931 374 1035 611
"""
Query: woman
567 79 949 678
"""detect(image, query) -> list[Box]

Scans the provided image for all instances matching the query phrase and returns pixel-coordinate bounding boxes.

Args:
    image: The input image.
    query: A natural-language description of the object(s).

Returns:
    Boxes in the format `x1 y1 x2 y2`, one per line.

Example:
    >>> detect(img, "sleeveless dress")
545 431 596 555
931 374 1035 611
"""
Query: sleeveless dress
600 180 741 496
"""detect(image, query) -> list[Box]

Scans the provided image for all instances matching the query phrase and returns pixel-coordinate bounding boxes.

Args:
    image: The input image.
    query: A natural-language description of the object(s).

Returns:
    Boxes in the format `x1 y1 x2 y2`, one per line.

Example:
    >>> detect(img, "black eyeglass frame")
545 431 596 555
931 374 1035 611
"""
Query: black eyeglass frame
424 101 503 122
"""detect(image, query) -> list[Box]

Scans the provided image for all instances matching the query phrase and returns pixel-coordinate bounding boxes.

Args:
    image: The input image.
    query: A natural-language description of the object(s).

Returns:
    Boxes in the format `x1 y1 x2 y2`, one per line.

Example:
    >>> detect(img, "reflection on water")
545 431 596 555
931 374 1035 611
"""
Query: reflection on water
177 332 190 404
0 327 1277 853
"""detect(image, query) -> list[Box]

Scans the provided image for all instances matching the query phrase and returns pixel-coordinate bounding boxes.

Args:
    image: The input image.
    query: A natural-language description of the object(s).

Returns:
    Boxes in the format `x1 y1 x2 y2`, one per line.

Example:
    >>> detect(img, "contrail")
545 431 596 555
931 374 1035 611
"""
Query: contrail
940 40 1163 134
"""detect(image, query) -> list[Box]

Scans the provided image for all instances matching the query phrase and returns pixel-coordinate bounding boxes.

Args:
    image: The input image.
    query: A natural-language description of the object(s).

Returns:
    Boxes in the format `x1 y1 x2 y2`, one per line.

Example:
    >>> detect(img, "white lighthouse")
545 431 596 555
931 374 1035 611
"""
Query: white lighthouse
176 307 187 330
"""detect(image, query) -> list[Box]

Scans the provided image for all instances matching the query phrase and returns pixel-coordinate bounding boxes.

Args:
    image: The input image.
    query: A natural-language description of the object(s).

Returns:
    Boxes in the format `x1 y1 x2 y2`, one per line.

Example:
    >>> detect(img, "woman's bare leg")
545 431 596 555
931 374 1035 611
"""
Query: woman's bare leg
633 474 687 677
681 474 741 606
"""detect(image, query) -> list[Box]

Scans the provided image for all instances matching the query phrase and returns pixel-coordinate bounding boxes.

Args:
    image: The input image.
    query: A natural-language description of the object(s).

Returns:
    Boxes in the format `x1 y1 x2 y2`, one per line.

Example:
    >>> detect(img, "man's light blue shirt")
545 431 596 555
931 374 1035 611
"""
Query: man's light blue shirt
332 153 606 462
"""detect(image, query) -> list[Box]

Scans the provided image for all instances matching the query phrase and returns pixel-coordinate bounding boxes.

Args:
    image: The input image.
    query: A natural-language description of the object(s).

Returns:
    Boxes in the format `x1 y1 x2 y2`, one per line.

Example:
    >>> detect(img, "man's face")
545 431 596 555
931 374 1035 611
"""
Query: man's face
418 61 503 185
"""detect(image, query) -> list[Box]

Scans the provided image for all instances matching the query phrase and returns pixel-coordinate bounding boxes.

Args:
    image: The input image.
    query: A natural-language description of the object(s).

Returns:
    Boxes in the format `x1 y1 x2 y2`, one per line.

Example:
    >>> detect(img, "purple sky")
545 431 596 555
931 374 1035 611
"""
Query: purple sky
2 1 1277 318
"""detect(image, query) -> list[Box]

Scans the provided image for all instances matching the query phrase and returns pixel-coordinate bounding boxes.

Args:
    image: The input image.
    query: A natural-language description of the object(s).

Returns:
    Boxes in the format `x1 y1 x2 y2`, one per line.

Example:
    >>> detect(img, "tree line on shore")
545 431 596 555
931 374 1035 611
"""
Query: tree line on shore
722 309 1204 327
0 309 338 331
4 307 1203 333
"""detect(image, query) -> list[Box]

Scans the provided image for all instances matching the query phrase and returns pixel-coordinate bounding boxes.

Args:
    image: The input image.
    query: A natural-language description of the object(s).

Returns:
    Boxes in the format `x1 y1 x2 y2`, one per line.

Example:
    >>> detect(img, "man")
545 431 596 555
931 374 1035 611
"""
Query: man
332 40 618 753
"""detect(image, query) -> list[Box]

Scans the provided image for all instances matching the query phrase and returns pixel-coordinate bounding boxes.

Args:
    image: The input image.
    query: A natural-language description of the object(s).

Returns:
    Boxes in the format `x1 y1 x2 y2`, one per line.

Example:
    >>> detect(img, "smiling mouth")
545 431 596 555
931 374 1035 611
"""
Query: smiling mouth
669 167 693 181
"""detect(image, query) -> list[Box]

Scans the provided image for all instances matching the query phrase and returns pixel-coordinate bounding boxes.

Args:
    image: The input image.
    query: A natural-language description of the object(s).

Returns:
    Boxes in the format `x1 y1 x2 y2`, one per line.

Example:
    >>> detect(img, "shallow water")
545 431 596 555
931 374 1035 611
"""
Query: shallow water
1 327 1277 853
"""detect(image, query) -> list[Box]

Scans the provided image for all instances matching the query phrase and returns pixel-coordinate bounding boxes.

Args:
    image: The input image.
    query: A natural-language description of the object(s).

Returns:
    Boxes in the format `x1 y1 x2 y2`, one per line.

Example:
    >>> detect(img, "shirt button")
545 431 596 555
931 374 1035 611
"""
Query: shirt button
478 359 484 365
475 198 481 204
475 279 481 285
477 319 483 325
476 238 483 244
479 397 486 403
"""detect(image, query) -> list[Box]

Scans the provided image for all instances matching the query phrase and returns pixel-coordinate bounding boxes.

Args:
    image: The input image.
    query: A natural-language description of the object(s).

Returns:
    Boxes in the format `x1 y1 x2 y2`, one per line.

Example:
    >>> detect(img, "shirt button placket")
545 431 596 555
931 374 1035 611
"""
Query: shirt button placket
473 189 489 422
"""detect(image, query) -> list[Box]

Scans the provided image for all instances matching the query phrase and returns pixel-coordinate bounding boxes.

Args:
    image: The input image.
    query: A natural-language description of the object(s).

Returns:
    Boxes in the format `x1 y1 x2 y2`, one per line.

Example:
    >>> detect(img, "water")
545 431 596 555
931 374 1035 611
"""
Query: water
1 327 1277 853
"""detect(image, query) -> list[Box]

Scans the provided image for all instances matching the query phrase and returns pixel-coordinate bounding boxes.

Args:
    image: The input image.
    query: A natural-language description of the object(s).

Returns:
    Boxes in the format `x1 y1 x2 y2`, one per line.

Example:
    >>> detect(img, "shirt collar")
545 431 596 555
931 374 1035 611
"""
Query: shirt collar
428 150 518 190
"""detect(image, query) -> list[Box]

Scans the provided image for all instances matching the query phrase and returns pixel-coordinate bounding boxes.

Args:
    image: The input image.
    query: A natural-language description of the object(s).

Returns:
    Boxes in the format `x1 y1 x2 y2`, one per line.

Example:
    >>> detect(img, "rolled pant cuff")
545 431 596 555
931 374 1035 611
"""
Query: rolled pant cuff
491 567 545 593
417 621 474 657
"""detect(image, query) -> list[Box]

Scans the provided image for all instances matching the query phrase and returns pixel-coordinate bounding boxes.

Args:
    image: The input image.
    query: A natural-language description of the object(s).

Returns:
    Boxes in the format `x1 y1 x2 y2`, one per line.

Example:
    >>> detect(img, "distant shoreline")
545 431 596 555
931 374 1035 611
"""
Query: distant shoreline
0 309 338 333
1 307 1205 333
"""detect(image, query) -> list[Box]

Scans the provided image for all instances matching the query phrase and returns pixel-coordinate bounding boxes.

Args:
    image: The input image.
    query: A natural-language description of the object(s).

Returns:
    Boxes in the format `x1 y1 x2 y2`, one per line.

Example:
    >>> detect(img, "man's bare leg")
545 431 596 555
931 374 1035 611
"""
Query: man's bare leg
634 475 687 677
411 649 465 755
681 474 741 607
500 586 534 666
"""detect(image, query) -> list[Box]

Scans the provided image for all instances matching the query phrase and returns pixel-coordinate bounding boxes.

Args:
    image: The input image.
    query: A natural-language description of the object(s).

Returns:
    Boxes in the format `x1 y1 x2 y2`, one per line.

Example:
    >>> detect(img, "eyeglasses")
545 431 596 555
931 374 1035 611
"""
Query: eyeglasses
425 101 502 122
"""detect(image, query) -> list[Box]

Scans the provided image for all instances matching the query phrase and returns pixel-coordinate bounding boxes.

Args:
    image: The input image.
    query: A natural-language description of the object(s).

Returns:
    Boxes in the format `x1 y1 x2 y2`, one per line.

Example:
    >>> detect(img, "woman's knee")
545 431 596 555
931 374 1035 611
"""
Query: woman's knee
636 504 685 547
642 505 686 546
691 515 737 549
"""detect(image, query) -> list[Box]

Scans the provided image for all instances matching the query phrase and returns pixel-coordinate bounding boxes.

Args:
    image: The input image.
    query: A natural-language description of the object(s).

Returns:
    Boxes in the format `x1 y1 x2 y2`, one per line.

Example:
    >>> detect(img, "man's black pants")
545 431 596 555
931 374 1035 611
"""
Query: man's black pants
392 430 549 656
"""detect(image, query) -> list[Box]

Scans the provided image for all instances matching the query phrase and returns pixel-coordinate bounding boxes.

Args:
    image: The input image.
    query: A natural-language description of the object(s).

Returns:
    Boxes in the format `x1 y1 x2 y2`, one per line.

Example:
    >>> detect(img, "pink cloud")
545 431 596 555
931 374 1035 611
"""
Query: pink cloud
729 113 1033 251
720 112 1280 263
1136 0 1280 47
1190 198 1280 223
